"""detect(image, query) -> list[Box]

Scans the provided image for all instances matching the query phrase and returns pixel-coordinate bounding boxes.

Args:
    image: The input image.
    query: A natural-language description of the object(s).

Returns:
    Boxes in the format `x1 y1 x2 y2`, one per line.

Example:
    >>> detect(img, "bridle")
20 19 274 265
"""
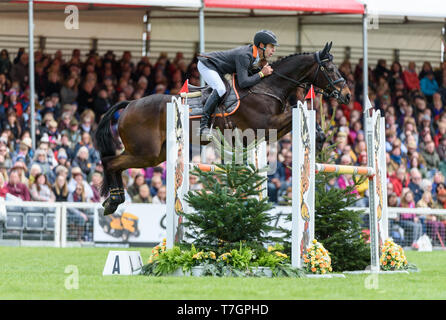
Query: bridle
273 51 347 103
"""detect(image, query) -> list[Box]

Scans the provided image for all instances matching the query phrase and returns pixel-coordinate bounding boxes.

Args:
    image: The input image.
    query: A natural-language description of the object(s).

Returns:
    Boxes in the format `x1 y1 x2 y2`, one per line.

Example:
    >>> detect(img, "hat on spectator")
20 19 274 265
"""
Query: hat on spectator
70 118 79 126
422 114 431 122
51 92 59 98
0 136 7 145
40 135 49 144
12 160 27 171
71 166 83 177
20 137 32 149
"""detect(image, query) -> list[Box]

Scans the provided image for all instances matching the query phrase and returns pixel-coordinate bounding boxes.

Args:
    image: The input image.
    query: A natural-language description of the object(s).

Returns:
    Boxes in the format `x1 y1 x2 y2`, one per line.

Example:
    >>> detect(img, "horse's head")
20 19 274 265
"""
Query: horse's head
311 42 351 105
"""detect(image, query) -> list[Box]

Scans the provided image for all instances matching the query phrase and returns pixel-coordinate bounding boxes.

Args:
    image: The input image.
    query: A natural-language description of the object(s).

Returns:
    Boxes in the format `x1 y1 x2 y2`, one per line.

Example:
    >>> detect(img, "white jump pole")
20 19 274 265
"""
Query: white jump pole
166 96 189 249
291 101 316 268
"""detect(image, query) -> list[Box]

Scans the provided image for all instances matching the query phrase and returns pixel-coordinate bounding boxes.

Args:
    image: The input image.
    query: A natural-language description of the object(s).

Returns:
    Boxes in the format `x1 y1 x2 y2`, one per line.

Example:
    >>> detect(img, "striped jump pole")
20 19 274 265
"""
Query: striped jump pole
315 164 374 176
291 99 388 272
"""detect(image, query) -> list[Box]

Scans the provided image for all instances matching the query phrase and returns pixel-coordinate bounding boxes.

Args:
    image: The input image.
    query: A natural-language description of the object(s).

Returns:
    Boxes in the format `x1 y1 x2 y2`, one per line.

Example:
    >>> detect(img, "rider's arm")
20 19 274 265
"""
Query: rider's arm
235 54 263 89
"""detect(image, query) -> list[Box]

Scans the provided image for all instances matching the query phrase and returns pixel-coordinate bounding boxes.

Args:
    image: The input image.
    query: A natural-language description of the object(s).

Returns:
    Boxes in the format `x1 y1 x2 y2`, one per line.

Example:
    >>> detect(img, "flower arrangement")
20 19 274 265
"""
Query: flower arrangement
303 239 333 274
141 241 303 277
147 238 167 264
380 238 408 271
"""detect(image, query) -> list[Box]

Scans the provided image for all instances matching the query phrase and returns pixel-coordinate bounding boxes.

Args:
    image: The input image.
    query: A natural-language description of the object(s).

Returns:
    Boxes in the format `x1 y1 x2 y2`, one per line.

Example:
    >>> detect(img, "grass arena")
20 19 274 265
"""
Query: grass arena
1 0 446 303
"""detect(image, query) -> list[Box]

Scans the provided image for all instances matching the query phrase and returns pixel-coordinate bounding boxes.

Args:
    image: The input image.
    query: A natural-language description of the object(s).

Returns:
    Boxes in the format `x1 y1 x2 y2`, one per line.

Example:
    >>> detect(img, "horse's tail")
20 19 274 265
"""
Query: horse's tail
94 100 129 195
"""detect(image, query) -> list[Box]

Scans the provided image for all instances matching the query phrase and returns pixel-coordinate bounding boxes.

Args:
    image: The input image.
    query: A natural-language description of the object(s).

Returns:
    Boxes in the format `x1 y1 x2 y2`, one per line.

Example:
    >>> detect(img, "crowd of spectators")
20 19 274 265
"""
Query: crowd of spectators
267 57 446 248
1 45 446 247
0 47 200 236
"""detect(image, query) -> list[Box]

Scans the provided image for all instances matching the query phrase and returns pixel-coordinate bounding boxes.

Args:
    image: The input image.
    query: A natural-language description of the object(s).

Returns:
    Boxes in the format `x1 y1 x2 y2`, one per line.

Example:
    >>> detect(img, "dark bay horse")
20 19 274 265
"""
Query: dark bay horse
95 42 351 215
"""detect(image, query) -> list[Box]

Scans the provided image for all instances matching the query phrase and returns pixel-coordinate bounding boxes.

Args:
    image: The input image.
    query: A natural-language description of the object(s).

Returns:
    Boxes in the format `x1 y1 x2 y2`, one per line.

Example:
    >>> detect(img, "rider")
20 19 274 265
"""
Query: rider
197 30 279 137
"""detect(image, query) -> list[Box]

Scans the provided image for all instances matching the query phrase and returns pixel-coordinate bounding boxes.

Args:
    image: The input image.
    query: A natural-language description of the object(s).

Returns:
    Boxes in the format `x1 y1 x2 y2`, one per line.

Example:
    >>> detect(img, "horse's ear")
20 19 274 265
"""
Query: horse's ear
328 41 332 52
320 42 329 60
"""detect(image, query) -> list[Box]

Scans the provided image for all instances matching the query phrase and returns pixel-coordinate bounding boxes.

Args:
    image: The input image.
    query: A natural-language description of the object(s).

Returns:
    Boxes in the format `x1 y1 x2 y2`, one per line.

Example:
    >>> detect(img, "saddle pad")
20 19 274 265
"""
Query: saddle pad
182 75 241 119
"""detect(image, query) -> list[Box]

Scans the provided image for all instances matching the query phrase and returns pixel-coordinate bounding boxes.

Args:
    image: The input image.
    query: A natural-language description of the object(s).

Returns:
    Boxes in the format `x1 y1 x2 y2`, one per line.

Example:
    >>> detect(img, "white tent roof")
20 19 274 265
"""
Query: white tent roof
360 0 446 18
21 0 202 8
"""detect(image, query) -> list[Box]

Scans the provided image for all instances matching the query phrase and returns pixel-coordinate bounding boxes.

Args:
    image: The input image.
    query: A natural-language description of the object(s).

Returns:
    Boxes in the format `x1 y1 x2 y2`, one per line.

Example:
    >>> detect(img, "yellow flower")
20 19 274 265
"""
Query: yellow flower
313 239 317 244
321 269 326 274
268 246 274 252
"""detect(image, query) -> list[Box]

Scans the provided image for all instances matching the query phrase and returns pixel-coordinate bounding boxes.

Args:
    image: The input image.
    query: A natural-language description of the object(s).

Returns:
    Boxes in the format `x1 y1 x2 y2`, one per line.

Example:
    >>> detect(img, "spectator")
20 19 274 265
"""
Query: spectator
417 191 445 245
67 182 89 241
71 146 93 178
421 141 441 178
0 170 7 197
77 80 96 114
30 173 56 202
92 88 111 123
5 169 30 201
28 163 42 187
420 71 439 103
60 76 78 106
0 49 11 75
89 171 102 203
149 175 163 197
408 168 424 203
79 109 96 134
52 174 69 202
127 173 145 198
152 185 166 204
31 148 55 184
67 166 93 200
402 61 420 91
62 118 81 146
399 189 423 247
388 139 407 174
132 184 152 203
73 131 99 164
10 52 28 89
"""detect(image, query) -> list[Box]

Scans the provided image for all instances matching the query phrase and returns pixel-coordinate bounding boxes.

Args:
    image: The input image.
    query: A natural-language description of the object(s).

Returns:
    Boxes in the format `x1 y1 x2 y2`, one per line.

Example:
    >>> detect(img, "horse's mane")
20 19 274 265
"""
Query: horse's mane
270 52 314 69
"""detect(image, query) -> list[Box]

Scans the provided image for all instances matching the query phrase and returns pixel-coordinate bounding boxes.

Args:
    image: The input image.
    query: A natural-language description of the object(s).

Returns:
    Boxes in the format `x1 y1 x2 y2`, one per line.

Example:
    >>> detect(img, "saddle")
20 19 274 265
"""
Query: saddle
179 74 241 120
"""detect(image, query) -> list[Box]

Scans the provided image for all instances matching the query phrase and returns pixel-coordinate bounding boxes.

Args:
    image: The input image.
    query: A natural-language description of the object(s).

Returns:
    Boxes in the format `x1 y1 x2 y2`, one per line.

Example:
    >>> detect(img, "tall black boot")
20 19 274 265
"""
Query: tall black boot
199 90 221 138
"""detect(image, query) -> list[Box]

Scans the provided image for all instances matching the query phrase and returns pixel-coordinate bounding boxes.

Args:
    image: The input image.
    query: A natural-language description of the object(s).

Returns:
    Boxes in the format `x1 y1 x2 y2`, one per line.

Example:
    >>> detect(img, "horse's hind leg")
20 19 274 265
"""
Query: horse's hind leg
101 151 164 215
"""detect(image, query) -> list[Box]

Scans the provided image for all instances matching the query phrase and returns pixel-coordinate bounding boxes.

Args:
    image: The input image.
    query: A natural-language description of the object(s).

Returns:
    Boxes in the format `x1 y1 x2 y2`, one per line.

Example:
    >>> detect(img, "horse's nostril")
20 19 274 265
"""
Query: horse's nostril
346 93 351 101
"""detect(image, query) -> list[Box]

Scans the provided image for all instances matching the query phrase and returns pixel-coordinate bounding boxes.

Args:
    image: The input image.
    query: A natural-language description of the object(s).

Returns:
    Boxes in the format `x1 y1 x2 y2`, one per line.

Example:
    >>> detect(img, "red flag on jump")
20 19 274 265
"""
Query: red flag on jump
304 85 315 100
179 79 189 93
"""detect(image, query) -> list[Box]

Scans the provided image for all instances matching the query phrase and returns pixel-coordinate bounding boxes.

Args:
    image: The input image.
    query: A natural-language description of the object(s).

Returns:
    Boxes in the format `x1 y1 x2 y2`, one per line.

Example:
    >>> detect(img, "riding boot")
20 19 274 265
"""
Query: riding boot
199 90 222 139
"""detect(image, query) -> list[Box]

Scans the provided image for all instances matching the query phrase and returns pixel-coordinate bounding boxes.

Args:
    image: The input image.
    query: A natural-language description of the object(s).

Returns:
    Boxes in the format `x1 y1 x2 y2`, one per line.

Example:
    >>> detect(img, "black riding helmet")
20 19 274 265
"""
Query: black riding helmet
254 30 279 49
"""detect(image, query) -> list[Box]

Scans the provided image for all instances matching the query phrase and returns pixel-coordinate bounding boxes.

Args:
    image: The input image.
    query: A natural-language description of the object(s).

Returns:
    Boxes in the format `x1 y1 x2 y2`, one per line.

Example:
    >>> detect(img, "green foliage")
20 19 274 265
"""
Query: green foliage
181 134 281 250
153 246 182 276
141 242 303 278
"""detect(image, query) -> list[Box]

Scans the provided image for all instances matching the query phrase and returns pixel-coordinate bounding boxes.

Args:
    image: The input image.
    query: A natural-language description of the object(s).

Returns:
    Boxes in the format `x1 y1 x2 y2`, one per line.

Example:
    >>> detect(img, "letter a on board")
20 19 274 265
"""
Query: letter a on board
112 255 120 274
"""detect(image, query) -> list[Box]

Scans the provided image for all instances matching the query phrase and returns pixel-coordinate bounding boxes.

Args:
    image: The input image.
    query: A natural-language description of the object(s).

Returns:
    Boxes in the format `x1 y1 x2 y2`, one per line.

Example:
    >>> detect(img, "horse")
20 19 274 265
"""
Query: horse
94 42 351 215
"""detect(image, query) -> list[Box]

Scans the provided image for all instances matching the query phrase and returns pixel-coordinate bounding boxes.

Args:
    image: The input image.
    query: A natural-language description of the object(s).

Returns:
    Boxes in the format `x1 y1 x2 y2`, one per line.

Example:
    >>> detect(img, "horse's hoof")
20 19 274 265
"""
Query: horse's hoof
102 197 120 216
103 202 119 216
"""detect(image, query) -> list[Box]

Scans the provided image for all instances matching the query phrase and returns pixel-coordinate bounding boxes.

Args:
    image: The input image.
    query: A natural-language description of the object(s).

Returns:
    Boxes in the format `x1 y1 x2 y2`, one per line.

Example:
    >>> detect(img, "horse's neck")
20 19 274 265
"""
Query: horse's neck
259 55 315 101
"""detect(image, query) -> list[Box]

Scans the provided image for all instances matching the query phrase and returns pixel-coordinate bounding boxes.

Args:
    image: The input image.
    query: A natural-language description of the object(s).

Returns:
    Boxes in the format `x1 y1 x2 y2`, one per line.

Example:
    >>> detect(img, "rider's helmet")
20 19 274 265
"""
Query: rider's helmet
254 30 280 48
